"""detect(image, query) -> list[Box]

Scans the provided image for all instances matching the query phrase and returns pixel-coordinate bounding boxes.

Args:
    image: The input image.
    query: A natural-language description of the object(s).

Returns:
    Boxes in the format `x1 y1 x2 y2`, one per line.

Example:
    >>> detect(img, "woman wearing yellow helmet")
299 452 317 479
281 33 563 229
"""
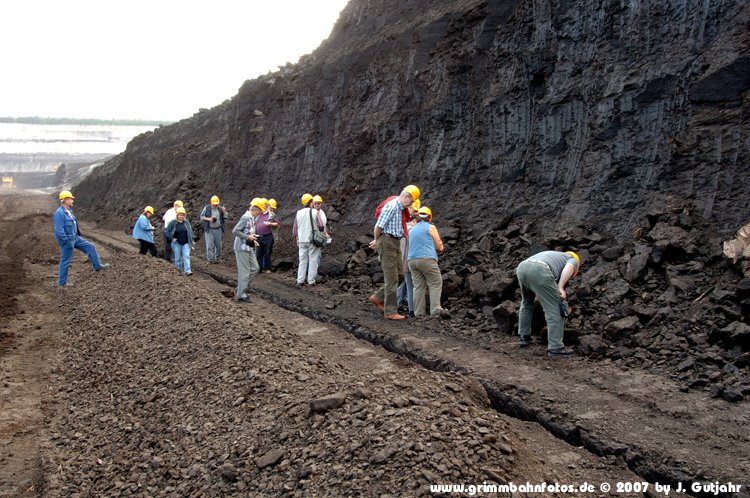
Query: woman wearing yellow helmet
132 206 158 257
162 200 183 263
165 207 195 275
407 206 446 317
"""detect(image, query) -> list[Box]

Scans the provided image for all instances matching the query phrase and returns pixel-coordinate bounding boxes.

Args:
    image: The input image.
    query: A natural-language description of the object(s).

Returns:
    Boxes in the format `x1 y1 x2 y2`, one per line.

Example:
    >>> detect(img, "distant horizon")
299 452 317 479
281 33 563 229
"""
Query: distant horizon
0 116 173 126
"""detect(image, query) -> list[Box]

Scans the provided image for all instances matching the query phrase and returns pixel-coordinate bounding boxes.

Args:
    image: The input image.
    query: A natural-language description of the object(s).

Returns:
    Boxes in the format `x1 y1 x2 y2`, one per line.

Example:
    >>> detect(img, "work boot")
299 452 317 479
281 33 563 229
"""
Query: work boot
547 347 574 358
519 335 532 348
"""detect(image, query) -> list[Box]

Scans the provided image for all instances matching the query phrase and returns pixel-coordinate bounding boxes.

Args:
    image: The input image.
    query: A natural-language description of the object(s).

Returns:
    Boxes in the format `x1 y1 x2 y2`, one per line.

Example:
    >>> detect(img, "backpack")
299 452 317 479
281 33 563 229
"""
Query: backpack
374 196 410 237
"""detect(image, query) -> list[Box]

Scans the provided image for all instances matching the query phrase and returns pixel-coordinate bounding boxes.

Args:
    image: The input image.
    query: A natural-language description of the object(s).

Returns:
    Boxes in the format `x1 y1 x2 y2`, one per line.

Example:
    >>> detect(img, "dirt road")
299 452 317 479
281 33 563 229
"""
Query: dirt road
0 191 746 497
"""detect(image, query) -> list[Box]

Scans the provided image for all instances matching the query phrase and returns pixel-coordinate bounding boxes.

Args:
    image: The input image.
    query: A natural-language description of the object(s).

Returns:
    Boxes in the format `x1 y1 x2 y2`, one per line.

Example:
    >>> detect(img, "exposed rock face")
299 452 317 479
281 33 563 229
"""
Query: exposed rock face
70 0 750 402
75 0 750 240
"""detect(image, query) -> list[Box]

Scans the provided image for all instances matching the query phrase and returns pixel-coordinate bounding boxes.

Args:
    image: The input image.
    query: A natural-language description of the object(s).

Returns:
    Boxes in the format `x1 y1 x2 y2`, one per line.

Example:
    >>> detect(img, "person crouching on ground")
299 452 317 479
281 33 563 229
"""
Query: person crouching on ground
132 206 158 257
368 184 421 321
200 195 227 263
232 198 262 303
407 206 446 317
515 250 580 358
165 207 194 276
53 190 109 287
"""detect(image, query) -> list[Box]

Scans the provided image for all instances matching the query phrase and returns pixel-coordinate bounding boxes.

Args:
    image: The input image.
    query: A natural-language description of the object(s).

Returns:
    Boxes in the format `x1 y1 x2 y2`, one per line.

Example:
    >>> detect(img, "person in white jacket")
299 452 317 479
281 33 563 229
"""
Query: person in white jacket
292 193 326 287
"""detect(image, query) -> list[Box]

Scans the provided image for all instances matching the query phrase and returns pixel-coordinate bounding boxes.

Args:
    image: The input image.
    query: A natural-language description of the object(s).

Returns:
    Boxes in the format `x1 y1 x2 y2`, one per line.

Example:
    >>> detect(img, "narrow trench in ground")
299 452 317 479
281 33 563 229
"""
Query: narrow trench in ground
199 268 711 497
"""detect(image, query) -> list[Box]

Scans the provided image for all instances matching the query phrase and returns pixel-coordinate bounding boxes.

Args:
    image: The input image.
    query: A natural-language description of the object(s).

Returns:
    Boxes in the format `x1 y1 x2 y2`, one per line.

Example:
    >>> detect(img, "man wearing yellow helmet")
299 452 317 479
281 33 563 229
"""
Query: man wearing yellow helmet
53 190 109 287
232 200 262 302
132 206 158 257
368 184 421 320
199 195 228 263
516 250 581 358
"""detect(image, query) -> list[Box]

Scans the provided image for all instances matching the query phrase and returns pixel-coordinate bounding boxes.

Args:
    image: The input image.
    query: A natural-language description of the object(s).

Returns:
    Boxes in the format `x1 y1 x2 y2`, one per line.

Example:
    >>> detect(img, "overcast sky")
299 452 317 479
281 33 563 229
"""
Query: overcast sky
1 0 349 121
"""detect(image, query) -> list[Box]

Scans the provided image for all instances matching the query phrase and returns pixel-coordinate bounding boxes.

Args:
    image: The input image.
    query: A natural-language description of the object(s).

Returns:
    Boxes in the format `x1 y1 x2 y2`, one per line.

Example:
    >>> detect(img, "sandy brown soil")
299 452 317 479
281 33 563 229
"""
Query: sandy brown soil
0 191 747 497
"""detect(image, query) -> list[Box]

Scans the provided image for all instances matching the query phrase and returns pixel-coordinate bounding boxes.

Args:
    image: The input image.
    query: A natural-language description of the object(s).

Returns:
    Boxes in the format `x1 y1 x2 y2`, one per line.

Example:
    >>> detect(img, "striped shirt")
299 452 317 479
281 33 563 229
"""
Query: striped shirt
376 197 406 238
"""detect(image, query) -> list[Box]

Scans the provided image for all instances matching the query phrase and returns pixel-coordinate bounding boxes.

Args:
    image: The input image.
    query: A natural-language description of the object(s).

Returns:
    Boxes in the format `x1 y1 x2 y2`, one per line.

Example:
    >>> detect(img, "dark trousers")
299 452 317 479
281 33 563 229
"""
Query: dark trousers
138 239 158 257
255 234 274 271
163 233 173 262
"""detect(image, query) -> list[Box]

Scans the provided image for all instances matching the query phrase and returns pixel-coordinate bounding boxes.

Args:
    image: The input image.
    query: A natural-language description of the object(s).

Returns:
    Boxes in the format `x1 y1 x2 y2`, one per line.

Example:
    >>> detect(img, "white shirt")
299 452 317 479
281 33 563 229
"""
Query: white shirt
163 207 177 230
294 207 326 244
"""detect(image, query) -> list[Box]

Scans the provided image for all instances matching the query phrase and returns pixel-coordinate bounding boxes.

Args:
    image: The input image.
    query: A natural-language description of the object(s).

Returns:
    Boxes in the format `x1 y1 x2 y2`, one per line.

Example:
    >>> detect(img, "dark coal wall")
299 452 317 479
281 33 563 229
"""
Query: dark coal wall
76 0 750 239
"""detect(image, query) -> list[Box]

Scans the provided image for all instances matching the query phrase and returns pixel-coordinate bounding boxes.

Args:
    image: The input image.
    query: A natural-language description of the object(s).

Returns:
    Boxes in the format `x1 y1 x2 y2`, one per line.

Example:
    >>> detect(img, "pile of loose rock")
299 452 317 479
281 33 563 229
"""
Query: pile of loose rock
44 254 540 496
336 202 749 402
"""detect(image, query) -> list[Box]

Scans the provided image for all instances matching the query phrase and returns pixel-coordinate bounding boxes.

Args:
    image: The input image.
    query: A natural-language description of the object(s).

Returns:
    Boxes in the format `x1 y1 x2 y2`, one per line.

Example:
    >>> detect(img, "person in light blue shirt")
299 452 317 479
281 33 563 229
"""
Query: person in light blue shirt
407 206 445 317
132 206 157 256
53 190 108 287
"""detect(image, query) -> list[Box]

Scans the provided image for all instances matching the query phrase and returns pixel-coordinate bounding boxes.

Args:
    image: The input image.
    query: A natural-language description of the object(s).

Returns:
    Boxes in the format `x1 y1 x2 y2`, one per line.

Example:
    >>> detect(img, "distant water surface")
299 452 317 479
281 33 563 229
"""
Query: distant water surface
0 122 156 172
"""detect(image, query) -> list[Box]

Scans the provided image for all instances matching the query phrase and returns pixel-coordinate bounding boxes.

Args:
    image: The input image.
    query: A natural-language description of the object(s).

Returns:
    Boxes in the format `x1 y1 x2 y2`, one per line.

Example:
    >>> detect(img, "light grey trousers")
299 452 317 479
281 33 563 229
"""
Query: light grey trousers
235 249 259 299
205 227 223 262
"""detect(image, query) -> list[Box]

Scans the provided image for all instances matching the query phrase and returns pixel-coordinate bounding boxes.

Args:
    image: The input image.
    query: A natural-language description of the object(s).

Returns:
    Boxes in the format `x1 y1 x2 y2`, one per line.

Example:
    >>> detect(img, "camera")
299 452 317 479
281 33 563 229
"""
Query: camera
559 299 572 317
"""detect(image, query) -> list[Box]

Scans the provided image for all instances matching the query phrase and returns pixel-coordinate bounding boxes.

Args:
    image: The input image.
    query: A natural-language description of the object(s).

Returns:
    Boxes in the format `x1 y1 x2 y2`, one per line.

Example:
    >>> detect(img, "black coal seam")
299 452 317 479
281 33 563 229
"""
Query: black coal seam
84 234 734 498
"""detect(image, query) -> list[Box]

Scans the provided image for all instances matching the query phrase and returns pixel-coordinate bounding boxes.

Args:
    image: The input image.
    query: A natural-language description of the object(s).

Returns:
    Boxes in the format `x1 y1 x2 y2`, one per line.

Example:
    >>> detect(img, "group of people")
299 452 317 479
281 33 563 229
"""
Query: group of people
368 185 446 321
56 185 582 358
130 196 280 279
366 184 581 358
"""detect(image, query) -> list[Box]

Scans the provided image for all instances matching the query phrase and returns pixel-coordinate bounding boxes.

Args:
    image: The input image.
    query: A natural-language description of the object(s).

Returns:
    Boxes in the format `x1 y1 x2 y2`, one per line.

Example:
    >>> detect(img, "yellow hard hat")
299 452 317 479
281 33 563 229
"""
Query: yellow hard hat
312 195 323 203
59 190 75 201
301 193 313 205
176 207 186 215
403 184 421 201
174 200 183 208
144 206 155 215
268 199 277 209
565 251 581 276
417 206 432 222
250 197 264 209
210 195 220 205
260 198 269 208
411 199 421 211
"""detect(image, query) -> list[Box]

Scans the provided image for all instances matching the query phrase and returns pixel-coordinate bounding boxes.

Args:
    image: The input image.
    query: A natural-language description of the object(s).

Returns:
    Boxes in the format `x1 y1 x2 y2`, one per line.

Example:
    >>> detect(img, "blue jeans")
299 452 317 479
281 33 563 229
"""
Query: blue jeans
396 271 414 312
255 234 274 271
57 236 103 286
171 242 192 273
